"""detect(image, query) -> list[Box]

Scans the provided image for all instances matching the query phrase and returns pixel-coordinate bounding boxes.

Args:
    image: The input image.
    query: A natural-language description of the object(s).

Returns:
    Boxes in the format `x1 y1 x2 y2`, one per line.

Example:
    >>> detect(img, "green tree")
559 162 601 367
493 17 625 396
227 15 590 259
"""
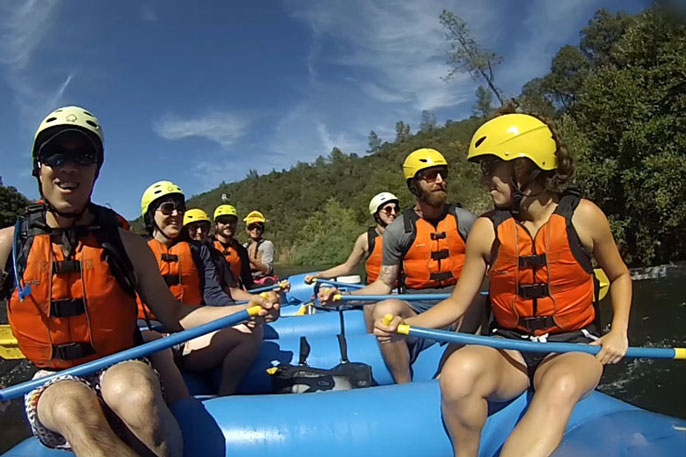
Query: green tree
419 110 437 132
440 9 504 105
472 85 492 117
518 78 556 117
395 121 411 142
545 45 591 110
0 185 30 228
367 130 382 153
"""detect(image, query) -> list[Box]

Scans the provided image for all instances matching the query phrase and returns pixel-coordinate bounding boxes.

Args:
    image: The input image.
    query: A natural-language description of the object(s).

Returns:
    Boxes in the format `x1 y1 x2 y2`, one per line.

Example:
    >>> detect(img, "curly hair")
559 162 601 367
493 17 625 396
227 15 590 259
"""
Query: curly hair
491 101 575 192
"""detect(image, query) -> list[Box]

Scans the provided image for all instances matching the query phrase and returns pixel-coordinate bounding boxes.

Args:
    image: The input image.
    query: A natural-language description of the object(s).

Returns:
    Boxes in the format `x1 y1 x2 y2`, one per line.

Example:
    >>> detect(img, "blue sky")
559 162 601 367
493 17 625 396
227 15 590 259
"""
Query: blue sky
0 0 650 220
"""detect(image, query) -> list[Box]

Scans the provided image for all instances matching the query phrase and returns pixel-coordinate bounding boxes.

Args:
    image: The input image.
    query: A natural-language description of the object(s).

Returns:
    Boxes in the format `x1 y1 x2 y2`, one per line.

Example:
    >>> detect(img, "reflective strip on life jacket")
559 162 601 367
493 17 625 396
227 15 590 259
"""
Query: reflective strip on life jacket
401 210 466 289
8 209 138 369
488 196 595 336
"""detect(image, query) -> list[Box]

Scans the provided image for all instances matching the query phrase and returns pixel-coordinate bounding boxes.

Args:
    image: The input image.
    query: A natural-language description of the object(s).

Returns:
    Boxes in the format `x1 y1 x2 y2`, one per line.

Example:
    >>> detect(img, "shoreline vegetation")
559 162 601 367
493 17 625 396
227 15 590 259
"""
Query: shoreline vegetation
2 6 684 269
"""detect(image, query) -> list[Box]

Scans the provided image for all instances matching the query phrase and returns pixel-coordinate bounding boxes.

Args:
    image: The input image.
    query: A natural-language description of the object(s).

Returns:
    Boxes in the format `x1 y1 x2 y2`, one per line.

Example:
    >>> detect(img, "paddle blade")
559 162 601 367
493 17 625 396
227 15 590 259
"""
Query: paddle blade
594 268 610 301
0 326 25 360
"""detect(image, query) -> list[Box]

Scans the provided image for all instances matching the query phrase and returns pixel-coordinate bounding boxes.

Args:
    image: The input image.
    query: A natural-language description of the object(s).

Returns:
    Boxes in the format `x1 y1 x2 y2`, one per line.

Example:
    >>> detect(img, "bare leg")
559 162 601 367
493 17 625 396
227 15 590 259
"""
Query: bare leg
182 324 261 396
500 352 602 457
37 380 139 457
101 360 183 457
142 330 189 405
370 299 418 384
439 346 529 457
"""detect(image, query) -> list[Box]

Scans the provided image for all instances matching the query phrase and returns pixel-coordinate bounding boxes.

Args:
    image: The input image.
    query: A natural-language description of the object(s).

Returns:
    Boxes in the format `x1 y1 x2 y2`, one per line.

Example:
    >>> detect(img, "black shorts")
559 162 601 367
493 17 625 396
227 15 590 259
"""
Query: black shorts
490 325 600 381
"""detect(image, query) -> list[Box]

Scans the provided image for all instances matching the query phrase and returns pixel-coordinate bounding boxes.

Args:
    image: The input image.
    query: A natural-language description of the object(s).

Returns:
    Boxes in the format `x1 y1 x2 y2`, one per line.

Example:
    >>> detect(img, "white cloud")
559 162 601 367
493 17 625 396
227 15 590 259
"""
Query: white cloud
0 1 74 125
154 112 250 149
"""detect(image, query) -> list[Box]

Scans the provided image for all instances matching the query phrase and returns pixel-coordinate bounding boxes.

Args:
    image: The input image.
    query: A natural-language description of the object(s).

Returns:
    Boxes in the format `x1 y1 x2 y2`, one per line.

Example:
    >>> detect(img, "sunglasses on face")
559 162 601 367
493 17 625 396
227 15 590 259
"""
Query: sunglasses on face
418 167 448 182
157 201 185 215
380 205 398 215
217 217 238 225
247 224 264 231
38 146 98 168
479 158 501 177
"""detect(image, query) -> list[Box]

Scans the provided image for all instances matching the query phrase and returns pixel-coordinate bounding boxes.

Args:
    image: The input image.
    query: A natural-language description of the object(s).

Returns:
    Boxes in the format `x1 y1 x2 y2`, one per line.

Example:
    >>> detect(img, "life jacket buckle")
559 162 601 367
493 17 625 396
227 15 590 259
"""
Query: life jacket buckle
518 316 555 332
430 250 450 260
163 274 180 286
430 232 447 240
52 260 81 274
517 283 549 299
518 254 547 268
160 254 178 262
52 342 96 361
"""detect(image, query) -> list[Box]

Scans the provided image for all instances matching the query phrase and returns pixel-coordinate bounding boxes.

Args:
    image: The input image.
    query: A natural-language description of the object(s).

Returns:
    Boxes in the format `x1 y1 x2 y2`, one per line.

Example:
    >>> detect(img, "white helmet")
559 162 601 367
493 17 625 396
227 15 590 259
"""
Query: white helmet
369 192 399 215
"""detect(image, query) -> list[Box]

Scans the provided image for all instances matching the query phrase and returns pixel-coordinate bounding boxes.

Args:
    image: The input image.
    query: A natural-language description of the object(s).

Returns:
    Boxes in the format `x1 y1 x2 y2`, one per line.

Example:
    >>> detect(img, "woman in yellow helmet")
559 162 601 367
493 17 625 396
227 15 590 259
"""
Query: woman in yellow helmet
141 182 276 395
213 204 255 290
375 113 632 457
242 210 278 286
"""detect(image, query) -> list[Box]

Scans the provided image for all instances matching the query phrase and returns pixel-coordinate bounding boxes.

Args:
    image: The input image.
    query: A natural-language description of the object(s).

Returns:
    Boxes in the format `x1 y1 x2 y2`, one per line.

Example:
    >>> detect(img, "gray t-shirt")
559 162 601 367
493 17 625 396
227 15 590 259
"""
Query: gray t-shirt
243 239 274 277
381 204 477 293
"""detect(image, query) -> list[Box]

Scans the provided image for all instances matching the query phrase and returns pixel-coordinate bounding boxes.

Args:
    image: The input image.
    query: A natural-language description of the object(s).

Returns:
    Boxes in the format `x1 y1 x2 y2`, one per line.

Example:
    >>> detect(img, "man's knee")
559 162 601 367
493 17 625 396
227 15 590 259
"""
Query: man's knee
38 381 102 431
101 361 160 418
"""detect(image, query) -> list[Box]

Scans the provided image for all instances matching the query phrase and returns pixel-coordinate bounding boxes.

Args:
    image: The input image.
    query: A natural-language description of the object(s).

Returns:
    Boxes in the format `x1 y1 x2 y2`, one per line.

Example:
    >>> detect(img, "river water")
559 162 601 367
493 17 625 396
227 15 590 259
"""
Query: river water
1 264 684 452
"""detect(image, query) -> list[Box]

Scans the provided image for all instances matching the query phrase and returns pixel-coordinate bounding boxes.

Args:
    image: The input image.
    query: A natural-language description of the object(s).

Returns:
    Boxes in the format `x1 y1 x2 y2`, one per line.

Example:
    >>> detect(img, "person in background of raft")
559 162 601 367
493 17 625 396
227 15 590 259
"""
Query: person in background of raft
213 204 255 290
184 207 263 302
0 106 278 457
242 210 278 286
305 192 400 285
376 113 632 457
319 149 484 383
140 183 276 396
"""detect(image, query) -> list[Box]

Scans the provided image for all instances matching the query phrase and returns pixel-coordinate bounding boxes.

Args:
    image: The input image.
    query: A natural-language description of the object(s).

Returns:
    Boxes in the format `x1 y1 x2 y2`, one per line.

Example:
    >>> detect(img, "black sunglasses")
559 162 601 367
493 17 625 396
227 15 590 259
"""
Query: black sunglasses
479 158 501 177
418 167 448 182
247 224 264 231
38 146 98 168
216 216 238 225
157 201 185 215
380 204 398 215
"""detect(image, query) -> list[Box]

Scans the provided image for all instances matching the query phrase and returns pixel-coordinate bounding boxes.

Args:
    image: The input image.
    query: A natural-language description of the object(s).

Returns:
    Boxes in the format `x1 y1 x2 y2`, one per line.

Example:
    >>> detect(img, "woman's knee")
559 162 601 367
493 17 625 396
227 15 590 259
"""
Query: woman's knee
371 299 408 319
439 350 490 402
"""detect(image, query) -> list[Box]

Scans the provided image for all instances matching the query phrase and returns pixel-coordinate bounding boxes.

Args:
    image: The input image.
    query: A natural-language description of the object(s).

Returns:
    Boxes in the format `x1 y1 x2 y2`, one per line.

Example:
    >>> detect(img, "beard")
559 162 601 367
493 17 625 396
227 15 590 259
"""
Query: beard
419 186 447 208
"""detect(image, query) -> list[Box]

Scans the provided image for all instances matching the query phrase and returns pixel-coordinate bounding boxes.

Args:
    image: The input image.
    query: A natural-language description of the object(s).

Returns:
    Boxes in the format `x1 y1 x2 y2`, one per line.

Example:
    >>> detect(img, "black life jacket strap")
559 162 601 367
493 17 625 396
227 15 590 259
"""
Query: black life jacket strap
50 298 86 317
517 316 556 332
517 283 549 299
52 260 81 274
52 342 96 361
518 254 547 268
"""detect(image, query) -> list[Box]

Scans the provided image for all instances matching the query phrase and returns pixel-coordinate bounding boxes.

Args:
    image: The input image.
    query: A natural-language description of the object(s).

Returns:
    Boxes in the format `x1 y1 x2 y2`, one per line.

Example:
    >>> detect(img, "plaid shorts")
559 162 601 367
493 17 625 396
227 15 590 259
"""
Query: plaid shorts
24 358 159 450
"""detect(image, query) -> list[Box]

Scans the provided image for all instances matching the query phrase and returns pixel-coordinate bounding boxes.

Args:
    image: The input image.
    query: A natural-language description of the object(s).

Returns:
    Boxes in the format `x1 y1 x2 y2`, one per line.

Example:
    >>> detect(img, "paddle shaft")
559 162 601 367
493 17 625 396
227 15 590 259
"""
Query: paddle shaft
314 279 365 289
398 325 686 360
0 306 261 401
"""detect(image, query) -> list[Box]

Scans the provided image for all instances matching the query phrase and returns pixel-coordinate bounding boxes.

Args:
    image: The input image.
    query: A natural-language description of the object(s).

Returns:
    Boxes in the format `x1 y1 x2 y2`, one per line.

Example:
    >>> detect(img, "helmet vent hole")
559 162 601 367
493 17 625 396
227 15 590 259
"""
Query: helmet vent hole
85 120 98 128
84 111 93 117
45 117 57 123
475 136 486 148
419 159 428 163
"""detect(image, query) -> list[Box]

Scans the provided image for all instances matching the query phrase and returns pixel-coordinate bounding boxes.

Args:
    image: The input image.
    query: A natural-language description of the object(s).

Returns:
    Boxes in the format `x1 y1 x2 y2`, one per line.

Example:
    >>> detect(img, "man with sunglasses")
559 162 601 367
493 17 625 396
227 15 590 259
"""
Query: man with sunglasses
213 205 254 290
319 148 483 383
0 106 278 457
242 211 277 286
306 192 400 286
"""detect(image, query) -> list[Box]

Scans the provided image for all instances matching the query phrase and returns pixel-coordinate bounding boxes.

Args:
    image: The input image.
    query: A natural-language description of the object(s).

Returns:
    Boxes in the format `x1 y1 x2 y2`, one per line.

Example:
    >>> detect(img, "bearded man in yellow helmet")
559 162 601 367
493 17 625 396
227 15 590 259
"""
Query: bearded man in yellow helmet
0 106 278 457
213 205 255 290
320 148 484 383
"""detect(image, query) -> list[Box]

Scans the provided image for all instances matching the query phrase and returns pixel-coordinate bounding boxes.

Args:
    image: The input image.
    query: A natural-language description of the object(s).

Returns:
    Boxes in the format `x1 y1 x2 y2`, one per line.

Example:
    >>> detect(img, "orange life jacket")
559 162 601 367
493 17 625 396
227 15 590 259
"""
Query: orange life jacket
6 204 139 370
138 239 203 319
400 204 468 290
365 227 383 283
487 193 596 335
214 239 242 285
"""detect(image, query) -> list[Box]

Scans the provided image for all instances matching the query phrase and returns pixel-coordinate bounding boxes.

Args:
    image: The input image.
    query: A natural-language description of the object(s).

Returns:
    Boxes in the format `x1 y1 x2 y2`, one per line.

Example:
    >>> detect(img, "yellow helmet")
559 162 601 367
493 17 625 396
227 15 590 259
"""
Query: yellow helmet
243 210 266 225
141 180 184 216
183 208 210 226
402 148 448 181
32 106 104 175
214 204 237 220
467 113 557 170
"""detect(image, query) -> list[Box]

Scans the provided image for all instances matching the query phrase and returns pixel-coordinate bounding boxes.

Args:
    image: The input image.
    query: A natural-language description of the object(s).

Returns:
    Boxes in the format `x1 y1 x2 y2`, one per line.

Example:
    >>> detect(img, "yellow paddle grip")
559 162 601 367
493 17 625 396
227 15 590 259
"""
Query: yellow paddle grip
675 348 686 360
382 314 393 326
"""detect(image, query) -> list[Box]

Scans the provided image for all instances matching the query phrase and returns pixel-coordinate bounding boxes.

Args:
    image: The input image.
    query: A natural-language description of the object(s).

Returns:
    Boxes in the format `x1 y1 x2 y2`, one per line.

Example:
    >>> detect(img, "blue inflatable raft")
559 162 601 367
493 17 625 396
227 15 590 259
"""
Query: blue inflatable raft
2 306 685 456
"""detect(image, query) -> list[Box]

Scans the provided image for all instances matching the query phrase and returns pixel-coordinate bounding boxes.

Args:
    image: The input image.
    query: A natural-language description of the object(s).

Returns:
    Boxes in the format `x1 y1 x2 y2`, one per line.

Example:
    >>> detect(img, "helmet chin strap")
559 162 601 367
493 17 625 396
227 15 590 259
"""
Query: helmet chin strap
509 169 544 219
